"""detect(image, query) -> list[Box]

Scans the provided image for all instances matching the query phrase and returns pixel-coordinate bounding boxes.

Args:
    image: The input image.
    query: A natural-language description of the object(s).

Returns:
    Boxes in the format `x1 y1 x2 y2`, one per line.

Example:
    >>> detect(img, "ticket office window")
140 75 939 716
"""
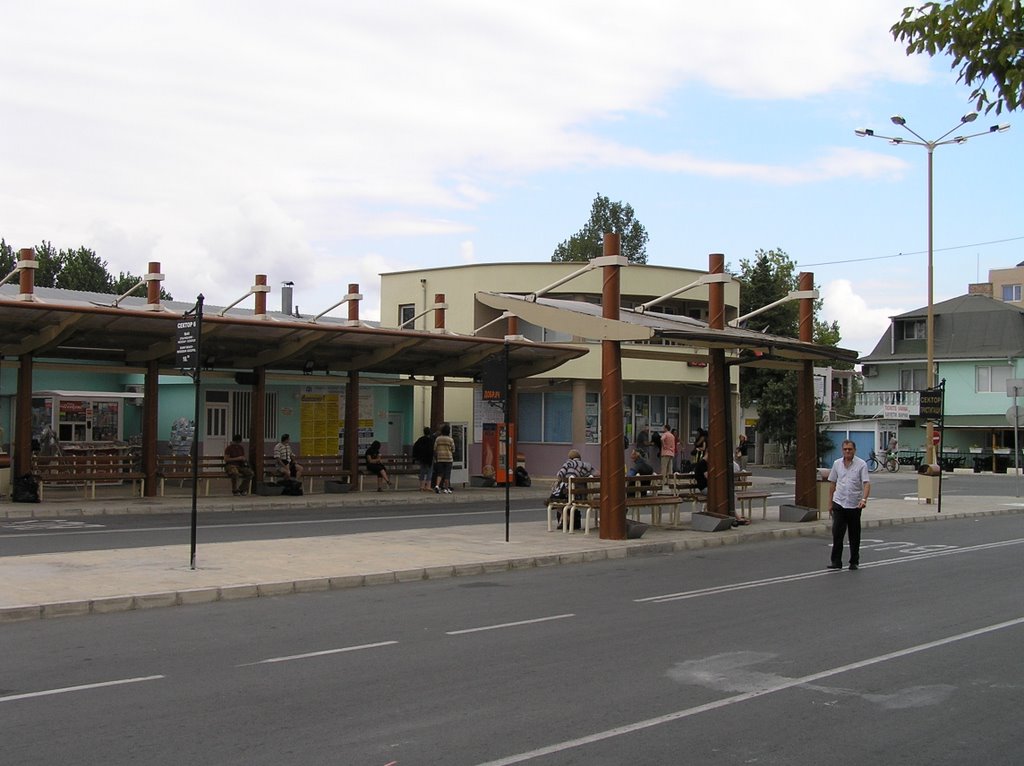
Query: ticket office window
58 400 90 442
55 399 121 442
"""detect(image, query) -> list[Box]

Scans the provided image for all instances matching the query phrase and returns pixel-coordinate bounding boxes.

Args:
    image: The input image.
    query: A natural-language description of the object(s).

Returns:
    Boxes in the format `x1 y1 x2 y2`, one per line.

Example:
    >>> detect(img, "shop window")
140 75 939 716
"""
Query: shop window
517 391 572 443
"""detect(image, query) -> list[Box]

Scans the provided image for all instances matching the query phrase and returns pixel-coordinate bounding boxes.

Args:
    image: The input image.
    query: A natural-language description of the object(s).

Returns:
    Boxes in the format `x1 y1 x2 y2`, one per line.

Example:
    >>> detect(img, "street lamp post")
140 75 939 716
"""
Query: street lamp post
855 114 1010 464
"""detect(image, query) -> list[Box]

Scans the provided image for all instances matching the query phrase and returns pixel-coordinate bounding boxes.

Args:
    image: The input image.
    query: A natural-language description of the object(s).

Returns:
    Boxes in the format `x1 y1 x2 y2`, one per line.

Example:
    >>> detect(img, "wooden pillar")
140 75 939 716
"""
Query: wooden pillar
599 234 626 540
142 360 159 496
13 355 32 476
795 271 817 508
249 366 266 482
254 275 268 319
345 284 361 486
706 253 733 518
145 262 163 311
431 292 446 430
345 373 360 487
17 248 36 301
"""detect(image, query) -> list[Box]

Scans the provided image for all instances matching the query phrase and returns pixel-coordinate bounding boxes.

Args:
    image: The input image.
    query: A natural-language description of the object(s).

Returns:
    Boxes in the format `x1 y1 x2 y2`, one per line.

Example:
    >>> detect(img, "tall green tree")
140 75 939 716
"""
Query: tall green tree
56 246 113 292
737 248 848 463
892 1 1024 114
0 238 173 299
552 194 649 264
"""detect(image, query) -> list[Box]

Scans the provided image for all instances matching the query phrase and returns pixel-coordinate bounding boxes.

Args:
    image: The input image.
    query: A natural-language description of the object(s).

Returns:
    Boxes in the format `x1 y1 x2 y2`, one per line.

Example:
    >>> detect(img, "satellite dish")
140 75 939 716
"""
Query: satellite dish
1006 405 1024 428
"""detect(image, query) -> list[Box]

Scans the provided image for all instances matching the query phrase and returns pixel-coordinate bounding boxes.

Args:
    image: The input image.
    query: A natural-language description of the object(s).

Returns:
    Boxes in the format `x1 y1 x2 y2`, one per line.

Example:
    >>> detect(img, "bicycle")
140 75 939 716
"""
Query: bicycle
866 451 899 473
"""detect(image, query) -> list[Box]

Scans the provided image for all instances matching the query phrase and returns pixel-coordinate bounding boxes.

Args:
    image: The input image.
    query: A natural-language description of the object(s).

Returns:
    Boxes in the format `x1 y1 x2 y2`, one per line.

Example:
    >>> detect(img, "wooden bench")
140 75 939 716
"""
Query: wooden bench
262 455 351 494
358 454 421 491
32 453 145 500
666 471 765 520
157 454 256 496
546 475 683 534
736 490 772 520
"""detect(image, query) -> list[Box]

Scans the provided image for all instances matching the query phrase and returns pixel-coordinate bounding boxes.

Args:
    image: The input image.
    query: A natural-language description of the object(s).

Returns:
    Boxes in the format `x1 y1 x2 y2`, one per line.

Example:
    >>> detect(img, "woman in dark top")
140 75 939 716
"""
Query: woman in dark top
365 440 390 491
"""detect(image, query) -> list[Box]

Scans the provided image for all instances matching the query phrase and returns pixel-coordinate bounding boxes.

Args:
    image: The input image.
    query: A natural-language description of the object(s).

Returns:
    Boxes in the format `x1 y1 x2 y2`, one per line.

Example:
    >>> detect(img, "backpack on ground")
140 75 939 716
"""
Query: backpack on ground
281 478 303 496
514 465 531 487
12 473 40 503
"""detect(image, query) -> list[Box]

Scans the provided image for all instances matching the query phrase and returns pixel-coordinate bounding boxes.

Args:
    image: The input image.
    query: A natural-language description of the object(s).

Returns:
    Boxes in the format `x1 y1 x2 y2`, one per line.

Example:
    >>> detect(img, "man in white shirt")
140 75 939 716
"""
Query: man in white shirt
827 439 870 570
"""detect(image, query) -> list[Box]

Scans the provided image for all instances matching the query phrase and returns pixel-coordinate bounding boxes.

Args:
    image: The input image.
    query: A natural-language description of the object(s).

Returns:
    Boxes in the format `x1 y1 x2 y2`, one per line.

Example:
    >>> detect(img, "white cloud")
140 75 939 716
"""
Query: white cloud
820 279 906 359
0 0 938 318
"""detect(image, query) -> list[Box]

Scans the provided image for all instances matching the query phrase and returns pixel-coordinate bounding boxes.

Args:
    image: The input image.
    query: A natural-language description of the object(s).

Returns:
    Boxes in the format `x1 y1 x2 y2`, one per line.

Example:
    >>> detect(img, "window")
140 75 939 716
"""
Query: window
900 369 927 391
1002 284 1022 302
518 320 571 343
688 396 708 436
516 391 573 443
231 390 279 439
977 365 1011 393
398 304 415 329
900 320 926 340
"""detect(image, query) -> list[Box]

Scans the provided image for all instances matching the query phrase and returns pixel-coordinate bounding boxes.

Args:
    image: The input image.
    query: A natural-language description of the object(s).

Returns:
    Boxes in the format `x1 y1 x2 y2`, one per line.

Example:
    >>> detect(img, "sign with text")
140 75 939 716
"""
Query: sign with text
176 317 199 371
918 388 944 420
882 403 911 420
481 355 506 403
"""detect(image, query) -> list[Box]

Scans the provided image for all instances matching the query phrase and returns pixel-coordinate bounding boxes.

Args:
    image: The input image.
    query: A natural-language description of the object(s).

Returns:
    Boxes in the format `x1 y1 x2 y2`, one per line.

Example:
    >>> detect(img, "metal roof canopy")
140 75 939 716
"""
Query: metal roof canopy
476 292 860 367
0 291 585 380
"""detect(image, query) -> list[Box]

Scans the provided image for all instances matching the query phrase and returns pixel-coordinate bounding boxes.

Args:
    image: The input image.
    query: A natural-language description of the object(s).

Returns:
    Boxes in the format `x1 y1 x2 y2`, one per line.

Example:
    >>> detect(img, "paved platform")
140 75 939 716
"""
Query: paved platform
2 479 1022 623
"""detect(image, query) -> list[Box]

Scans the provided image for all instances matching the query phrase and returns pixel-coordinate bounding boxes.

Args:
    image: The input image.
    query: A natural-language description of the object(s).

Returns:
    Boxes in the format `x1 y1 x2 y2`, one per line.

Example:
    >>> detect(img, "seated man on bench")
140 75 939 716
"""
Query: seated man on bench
224 434 253 496
549 448 595 526
273 433 303 483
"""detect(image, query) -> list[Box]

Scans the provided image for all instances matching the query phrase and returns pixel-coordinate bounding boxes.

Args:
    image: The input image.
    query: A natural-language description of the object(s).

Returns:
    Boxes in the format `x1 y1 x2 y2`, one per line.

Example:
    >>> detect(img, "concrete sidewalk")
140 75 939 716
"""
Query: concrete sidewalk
2 480 1022 623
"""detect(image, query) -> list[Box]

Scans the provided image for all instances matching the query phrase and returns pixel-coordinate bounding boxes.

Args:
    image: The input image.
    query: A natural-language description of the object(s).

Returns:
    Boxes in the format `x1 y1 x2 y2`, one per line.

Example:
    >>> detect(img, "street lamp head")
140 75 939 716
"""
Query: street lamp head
961 112 978 124
854 128 873 137
889 137 905 145
890 115 906 126
992 123 1011 133
954 136 968 144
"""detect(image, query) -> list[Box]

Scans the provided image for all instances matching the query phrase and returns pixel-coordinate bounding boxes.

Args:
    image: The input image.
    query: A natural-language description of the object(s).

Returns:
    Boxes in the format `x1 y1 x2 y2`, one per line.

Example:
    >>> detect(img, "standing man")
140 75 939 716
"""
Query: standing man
827 439 870 570
223 434 253 496
736 433 749 471
658 423 675 477
432 423 456 494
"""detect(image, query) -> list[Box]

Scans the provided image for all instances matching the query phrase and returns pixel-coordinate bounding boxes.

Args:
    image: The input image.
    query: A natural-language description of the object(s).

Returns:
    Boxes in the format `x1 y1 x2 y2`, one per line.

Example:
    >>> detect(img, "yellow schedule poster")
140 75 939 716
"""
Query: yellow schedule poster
300 393 340 456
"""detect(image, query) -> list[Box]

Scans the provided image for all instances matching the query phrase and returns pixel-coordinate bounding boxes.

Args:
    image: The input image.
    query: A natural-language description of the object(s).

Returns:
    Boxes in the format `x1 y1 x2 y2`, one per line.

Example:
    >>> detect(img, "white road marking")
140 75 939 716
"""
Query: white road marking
636 537 1024 604
0 508 532 538
446 614 575 635
0 675 165 704
240 640 398 666
472 616 1024 766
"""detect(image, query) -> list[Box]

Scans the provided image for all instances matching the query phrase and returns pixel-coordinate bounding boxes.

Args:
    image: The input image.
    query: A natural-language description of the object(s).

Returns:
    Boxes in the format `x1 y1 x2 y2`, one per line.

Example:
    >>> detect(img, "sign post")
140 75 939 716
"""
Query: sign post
918 382 945 512
482 347 511 542
178 295 204 569
1006 378 1024 497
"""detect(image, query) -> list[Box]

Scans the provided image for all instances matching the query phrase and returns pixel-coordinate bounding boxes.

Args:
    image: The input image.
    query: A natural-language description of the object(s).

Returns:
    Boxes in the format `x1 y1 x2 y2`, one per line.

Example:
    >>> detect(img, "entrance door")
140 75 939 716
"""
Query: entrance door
204 391 229 461
387 411 404 456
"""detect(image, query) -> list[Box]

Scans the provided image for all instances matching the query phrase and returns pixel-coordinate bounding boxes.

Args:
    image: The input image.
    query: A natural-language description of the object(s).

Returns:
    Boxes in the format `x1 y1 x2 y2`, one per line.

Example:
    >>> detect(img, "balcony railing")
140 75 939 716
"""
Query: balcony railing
853 390 921 418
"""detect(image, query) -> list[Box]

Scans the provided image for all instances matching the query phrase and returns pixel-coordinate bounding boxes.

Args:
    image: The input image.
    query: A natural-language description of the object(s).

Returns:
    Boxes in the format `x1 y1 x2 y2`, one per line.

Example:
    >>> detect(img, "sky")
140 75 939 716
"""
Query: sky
2 1 1021 360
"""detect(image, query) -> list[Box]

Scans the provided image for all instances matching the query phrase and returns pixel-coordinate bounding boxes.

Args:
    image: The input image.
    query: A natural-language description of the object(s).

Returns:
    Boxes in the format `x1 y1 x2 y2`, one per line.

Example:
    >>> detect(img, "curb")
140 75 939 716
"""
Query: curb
3 507 1020 625
0 522 827 624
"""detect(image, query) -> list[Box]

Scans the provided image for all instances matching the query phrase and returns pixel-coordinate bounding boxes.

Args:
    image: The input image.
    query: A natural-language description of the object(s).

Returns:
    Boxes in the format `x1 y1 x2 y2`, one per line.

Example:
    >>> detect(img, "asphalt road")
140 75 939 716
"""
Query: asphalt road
3 515 1022 765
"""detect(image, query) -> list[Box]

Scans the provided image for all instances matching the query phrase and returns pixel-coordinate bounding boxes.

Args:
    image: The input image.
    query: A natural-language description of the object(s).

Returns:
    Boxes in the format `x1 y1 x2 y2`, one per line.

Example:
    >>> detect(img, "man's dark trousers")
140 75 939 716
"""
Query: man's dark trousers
830 503 862 566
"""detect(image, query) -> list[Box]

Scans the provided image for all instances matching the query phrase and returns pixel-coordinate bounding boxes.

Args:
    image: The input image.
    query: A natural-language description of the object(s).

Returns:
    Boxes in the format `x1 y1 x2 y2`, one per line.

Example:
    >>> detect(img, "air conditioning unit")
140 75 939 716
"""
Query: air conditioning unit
862 364 878 378
124 383 145 406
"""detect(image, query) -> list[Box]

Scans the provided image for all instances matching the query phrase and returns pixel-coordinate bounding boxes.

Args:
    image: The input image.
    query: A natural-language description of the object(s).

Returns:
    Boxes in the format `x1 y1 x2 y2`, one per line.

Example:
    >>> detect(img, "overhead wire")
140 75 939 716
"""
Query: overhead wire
797 235 1024 268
